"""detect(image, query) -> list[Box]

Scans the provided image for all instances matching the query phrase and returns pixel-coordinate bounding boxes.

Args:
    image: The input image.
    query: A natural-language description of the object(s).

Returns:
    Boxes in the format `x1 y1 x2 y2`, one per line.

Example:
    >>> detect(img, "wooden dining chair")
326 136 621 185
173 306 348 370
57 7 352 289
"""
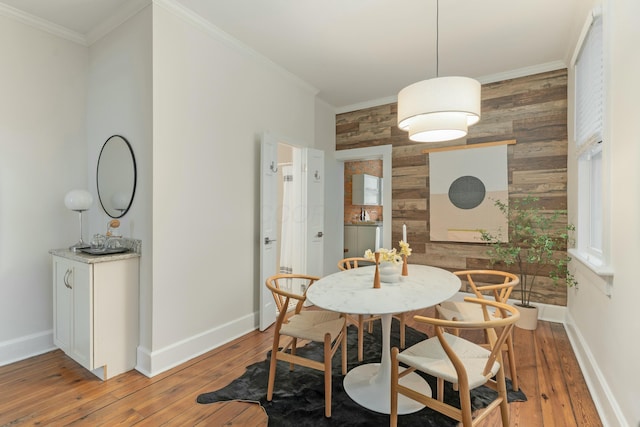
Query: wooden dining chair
391 298 520 427
436 270 520 391
265 273 347 418
337 257 407 361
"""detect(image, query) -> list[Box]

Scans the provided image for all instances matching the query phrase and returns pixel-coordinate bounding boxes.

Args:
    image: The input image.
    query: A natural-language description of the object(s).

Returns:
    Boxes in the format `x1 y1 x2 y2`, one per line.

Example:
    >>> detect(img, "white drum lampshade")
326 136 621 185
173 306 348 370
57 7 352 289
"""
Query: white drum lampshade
64 189 93 251
397 76 481 143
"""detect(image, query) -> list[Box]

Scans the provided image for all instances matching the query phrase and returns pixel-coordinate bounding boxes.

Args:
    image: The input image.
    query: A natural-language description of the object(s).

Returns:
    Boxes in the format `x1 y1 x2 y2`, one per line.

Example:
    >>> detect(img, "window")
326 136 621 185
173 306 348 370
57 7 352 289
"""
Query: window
572 9 609 273
577 144 602 260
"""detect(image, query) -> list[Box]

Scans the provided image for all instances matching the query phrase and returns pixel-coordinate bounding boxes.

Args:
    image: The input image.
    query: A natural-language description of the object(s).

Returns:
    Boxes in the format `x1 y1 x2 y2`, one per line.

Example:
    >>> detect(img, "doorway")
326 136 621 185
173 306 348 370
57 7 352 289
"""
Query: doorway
259 133 325 330
335 145 393 251
276 143 304 278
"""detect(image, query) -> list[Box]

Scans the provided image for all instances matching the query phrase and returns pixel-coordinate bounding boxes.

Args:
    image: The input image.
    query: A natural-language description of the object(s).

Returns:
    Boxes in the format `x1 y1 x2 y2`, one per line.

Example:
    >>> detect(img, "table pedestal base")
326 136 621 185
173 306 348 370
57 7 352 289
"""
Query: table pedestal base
343 363 430 414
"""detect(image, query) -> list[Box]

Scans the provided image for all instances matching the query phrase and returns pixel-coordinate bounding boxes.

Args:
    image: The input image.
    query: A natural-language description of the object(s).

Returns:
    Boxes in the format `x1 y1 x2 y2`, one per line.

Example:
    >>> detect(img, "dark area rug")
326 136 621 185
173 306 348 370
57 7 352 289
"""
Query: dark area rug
197 319 526 426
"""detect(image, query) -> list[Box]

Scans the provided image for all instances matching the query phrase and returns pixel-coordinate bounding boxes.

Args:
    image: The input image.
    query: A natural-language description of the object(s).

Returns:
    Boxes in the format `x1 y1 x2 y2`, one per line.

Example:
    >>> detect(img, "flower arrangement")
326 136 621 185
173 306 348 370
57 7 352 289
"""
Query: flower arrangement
398 240 412 257
364 240 412 264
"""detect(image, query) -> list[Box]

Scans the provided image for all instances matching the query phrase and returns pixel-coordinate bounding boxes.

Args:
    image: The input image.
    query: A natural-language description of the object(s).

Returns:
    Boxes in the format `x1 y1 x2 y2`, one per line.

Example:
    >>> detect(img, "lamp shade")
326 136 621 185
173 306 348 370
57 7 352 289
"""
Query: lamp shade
64 190 93 212
397 76 481 142
407 112 468 142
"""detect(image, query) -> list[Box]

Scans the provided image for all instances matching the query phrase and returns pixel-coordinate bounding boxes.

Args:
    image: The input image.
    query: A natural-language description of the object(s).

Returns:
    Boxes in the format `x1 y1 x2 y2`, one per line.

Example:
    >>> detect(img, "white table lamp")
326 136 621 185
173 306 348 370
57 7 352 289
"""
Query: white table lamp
65 189 93 252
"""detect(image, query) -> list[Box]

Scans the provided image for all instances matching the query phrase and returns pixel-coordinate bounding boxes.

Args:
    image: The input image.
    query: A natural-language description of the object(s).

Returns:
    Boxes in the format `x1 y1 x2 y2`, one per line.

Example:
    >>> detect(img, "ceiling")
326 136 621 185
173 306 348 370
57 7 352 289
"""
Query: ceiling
0 0 590 111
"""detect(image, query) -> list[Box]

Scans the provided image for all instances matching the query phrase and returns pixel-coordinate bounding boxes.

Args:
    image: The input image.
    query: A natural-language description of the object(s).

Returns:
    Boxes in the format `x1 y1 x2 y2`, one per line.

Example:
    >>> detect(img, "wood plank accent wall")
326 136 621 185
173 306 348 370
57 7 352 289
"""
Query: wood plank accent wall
336 69 569 306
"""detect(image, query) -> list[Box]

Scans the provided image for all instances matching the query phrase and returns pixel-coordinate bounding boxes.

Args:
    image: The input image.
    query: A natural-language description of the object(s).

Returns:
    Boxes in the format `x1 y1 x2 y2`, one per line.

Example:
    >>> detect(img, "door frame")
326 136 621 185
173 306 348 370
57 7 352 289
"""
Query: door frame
335 145 393 249
260 133 325 330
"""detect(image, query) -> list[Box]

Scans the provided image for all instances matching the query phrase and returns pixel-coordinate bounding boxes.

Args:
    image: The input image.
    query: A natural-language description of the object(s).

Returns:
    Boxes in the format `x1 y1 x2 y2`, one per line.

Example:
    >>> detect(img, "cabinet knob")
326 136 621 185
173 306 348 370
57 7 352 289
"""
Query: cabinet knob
316 231 324 238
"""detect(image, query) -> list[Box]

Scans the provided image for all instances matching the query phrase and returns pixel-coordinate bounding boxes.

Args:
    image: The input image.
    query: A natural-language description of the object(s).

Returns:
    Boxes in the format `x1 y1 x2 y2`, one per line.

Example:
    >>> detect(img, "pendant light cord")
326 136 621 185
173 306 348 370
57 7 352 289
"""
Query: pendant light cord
435 0 439 77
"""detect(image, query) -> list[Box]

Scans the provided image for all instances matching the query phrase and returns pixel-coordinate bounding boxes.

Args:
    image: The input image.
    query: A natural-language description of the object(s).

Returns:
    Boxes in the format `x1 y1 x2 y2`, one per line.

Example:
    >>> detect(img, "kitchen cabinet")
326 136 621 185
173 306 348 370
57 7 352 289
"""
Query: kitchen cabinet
344 224 382 258
352 174 381 206
51 248 140 380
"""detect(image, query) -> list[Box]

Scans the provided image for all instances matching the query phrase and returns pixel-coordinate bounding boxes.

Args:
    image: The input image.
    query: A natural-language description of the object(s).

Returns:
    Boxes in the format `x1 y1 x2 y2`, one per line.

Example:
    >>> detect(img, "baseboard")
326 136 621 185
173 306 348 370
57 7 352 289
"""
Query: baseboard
564 312 628 427
0 330 55 366
532 300 567 323
135 311 258 378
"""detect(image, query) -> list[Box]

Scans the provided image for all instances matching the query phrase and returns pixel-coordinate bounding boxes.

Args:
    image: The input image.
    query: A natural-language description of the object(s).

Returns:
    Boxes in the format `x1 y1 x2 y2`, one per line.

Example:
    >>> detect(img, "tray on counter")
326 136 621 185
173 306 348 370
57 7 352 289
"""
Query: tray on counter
80 247 129 255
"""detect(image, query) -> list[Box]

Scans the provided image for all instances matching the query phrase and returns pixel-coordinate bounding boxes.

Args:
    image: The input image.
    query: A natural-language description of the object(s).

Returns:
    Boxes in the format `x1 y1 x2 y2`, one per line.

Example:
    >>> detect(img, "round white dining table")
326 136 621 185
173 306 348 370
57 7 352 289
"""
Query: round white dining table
306 264 461 415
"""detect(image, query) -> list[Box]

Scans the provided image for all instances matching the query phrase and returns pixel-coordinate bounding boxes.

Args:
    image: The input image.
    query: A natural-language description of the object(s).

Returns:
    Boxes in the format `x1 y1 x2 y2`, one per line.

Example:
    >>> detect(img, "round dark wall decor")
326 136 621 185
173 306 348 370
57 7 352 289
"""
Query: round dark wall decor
448 175 486 209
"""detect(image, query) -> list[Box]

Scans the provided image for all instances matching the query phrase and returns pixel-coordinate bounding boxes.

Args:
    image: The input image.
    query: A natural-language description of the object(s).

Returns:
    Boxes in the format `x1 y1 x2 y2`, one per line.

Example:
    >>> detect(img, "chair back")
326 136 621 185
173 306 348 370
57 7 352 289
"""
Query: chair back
265 273 319 318
337 257 375 271
415 298 520 379
454 270 519 304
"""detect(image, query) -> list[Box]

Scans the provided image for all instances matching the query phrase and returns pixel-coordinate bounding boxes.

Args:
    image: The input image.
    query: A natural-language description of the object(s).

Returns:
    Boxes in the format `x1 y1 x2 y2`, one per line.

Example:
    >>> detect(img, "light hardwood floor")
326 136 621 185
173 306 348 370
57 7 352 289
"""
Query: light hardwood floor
0 307 601 426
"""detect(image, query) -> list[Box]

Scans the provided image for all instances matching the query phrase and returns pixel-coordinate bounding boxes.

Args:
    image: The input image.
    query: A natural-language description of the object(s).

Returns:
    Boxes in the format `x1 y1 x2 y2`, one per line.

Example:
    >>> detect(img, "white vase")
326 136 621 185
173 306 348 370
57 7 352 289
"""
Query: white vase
379 261 402 283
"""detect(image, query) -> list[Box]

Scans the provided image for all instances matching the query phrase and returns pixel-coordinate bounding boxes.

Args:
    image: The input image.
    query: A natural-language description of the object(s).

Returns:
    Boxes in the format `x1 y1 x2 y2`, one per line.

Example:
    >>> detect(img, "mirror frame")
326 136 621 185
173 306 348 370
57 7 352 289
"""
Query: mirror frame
96 135 137 219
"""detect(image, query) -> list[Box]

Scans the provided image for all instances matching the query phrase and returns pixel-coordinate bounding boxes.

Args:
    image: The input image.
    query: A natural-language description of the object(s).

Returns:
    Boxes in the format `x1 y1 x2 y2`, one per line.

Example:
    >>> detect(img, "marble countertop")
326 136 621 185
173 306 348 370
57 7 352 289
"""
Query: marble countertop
50 248 140 264
50 238 141 264
307 264 460 315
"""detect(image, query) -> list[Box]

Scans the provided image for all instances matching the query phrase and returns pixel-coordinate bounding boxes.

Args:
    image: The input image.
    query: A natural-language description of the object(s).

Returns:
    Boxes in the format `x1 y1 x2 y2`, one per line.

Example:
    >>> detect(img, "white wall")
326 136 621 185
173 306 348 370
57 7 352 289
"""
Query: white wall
85 5 153 359
566 0 640 425
147 3 322 375
0 14 88 364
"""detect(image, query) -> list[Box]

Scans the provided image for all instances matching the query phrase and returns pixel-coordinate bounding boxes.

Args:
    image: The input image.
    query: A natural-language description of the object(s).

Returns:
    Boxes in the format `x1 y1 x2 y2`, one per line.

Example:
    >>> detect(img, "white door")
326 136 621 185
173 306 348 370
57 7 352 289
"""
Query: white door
304 148 325 277
259 133 279 331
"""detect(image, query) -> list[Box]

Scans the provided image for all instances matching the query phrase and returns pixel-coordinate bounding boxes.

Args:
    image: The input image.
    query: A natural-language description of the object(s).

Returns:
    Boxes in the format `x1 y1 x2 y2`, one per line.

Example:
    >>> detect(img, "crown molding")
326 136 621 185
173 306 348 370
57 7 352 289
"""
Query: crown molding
0 0 152 46
86 0 151 45
334 95 397 115
153 0 319 98
475 60 567 84
0 2 86 45
335 60 568 115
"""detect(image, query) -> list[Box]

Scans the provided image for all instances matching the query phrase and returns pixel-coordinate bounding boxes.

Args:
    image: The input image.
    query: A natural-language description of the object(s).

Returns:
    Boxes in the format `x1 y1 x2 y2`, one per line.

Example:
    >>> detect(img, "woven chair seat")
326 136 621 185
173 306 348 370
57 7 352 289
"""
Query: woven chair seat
281 310 345 342
397 332 500 390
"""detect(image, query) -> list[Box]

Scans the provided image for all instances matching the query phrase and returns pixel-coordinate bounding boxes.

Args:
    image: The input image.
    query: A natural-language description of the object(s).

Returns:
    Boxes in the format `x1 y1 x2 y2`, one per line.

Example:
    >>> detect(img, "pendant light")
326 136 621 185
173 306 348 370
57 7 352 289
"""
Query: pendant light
397 0 481 142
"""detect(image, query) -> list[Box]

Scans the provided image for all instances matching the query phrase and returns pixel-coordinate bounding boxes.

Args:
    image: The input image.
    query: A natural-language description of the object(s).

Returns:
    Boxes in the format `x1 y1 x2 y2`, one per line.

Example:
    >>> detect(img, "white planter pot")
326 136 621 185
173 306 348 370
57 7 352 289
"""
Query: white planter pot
515 304 538 330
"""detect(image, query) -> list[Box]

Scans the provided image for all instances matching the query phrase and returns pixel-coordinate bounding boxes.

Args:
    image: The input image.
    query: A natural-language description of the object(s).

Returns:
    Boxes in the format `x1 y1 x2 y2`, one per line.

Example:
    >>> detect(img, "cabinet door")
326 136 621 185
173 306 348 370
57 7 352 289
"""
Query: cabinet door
357 227 377 255
353 174 381 206
53 258 73 353
344 226 358 258
53 257 93 371
363 175 380 205
71 262 92 370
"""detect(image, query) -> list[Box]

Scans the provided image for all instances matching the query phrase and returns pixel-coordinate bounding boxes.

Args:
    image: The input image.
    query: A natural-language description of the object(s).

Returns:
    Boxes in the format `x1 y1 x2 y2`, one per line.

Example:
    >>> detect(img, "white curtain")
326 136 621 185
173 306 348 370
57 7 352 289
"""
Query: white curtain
279 160 305 298
279 165 294 277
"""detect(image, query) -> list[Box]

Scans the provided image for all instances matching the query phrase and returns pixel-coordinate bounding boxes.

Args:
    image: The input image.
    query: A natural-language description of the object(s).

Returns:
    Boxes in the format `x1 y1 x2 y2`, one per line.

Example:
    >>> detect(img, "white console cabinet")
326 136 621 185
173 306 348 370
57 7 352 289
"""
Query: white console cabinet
51 249 140 380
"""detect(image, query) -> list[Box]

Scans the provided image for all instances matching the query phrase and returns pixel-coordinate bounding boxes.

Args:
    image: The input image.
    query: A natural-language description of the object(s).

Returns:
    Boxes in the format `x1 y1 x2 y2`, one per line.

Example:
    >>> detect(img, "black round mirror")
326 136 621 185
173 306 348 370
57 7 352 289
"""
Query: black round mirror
97 135 137 218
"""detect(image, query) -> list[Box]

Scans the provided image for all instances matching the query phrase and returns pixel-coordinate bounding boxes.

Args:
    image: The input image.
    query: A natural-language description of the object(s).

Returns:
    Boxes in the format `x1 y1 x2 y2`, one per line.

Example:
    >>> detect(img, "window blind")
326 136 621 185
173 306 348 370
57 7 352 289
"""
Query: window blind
574 12 603 153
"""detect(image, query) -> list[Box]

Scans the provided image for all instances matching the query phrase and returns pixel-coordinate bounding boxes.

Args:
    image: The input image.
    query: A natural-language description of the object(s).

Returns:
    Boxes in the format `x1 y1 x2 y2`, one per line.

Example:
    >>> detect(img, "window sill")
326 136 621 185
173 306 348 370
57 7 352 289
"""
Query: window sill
568 248 614 278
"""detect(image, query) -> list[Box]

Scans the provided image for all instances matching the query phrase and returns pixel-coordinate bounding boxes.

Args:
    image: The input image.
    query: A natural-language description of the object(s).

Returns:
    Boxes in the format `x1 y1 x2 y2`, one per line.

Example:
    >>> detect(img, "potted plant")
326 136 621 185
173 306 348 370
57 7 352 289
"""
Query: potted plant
480 196 577 330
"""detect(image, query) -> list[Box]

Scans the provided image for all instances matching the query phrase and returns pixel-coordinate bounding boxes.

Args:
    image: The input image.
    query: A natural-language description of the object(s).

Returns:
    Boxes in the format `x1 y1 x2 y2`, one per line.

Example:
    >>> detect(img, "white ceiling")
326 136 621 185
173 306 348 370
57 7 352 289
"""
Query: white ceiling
0 0 590 111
